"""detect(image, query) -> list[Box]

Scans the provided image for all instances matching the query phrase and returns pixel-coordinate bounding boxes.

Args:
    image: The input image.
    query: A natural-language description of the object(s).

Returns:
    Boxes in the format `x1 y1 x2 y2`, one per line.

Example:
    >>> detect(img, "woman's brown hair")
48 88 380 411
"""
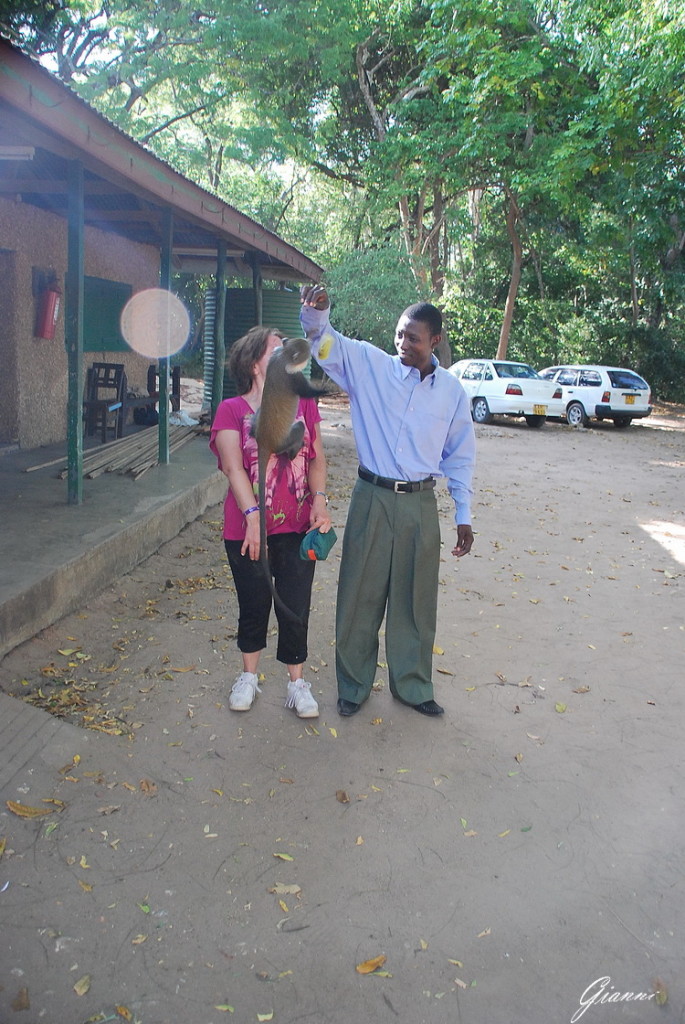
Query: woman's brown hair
226 326 283 395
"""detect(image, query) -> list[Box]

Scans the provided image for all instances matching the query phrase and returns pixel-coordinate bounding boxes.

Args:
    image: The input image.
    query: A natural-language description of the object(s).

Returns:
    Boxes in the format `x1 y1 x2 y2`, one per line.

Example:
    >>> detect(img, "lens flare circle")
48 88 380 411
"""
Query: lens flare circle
120 288 190 359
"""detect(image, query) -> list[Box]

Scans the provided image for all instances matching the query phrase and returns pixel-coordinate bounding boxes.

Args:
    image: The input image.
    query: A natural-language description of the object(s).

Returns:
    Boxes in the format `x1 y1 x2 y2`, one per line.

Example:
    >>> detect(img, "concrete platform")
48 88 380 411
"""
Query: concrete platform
0 430 225 659
0 690 85 792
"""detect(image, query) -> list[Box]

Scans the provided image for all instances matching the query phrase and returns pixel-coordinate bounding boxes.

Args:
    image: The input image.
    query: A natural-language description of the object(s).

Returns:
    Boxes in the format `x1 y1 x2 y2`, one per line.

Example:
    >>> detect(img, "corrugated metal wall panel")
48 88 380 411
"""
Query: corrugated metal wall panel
263 290 304 340
222 289 256 398
223 288 304 398
225 289 257 346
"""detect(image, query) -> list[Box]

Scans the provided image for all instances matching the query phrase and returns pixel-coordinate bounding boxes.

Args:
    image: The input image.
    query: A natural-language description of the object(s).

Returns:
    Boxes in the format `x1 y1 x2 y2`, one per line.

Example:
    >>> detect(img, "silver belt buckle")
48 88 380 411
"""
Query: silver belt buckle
394 480 405 492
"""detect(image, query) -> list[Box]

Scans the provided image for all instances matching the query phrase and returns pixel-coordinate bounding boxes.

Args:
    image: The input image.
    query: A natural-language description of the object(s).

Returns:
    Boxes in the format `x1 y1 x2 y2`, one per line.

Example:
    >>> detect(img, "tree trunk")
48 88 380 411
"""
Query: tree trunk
356 35 449 299
429 186 445 296
495 195 523 360
436 334 452 368
629 241 639 326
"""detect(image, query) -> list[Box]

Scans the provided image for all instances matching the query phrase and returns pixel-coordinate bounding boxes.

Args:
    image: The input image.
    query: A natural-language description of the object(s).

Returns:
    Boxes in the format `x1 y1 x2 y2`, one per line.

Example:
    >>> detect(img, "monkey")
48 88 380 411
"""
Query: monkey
250 337 330 621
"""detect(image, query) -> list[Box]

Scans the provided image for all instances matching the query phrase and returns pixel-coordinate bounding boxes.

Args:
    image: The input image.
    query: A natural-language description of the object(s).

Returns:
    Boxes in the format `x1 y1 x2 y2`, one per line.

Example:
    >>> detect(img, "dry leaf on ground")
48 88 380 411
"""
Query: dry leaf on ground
11 988 30 1011
6 800 55 819
356 954 387 974
653 979 668 1006
73 974 91 996
268 883 301 896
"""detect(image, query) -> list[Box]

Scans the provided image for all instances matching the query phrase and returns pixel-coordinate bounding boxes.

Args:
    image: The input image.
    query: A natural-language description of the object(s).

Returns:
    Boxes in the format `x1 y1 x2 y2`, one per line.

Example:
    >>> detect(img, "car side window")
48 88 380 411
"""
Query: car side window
579 371 602 387
483 367 493 380
558 370 577 385
462 363 484 381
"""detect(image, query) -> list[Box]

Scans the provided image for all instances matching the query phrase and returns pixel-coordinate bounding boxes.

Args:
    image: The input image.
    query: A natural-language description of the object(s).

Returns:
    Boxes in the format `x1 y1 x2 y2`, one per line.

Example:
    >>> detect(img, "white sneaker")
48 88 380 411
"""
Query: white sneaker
228 672 261 711
285 679 319 718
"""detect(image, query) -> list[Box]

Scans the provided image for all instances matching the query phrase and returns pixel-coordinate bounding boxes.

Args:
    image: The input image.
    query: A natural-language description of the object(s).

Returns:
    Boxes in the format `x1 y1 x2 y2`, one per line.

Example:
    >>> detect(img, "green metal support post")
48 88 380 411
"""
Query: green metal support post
212 239 227 421
158 208 173 464
65 160 84 504
249 252 263 325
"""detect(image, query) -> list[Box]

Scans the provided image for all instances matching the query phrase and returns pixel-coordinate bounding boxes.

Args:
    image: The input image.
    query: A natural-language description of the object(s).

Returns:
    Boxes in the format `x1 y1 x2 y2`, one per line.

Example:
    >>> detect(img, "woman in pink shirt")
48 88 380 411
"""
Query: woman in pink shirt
210 326 331 717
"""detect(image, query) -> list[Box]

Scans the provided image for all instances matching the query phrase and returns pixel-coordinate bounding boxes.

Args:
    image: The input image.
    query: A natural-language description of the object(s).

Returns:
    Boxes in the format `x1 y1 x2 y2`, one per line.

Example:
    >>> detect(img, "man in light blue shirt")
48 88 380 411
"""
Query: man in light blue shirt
300 285 476 717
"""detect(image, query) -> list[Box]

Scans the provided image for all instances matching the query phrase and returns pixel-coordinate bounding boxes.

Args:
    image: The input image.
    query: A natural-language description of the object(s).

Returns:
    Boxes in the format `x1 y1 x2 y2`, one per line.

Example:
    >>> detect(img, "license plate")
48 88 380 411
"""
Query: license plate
533 405 546 415
625 394 635 405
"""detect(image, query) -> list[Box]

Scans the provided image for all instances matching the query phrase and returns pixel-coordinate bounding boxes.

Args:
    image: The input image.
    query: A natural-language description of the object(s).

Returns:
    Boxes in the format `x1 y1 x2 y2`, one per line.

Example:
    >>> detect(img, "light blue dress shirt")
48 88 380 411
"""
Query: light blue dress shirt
300 305 476 525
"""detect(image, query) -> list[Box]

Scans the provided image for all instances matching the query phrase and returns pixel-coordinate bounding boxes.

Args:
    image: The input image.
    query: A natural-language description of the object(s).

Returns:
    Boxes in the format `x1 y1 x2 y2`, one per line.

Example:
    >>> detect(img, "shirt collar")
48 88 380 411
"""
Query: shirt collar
395 354 439 381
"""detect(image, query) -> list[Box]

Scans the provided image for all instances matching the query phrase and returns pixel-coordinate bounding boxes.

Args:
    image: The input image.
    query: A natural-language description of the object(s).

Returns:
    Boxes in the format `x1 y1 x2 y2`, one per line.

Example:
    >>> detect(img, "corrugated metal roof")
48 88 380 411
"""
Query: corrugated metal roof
0 38 324 282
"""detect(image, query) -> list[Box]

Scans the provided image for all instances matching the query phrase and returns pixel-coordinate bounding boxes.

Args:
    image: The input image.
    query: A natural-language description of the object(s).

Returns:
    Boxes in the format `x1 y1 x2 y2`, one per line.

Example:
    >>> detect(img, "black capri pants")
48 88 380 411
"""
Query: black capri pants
224 532 315 666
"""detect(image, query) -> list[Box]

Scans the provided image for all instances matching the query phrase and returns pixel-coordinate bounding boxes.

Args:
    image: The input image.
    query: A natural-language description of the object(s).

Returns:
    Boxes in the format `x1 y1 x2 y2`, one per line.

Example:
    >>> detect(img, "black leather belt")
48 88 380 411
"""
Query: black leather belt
358 467 436 493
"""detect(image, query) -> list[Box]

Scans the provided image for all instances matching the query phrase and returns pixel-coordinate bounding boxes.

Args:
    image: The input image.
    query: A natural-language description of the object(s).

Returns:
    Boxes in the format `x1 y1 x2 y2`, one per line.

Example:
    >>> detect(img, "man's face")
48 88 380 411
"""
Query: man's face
394 314 440 375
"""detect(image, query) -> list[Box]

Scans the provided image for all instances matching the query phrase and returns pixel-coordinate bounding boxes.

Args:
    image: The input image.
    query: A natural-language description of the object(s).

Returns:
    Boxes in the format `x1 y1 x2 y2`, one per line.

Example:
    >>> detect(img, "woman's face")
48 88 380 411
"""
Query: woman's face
254 332 283 379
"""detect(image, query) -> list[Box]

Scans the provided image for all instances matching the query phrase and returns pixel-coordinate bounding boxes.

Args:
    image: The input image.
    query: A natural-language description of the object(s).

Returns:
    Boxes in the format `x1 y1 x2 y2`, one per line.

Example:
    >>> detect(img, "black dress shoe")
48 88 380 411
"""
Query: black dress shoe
413 699 444 716
337 697 361 716
395 696 444 716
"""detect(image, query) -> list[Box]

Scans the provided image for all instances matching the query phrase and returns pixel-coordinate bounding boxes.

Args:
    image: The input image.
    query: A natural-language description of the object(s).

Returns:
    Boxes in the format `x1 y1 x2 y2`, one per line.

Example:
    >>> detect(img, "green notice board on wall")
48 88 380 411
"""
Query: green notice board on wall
83 276 132 353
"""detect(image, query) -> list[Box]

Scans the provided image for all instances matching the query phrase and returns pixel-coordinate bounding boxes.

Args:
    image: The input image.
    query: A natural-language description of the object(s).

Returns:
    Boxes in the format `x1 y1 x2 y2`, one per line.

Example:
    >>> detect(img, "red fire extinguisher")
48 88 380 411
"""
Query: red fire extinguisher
36 284 61 340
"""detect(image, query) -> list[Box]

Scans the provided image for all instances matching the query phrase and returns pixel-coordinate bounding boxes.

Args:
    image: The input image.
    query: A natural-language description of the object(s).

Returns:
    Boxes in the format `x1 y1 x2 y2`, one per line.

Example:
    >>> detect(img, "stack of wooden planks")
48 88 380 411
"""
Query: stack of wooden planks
25 425 200 480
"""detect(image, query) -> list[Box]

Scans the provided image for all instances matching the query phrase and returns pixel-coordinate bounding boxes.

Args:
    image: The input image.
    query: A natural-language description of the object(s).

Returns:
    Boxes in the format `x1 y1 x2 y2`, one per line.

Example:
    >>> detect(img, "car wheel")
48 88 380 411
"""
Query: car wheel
566 401 588 428
524 415 545 428
472 397 493 424
613 416 632 428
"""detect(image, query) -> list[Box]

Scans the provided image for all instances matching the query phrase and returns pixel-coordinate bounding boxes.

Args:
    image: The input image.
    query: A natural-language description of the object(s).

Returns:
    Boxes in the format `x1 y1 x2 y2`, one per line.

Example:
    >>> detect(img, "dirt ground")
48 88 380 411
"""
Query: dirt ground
1 393 684 1024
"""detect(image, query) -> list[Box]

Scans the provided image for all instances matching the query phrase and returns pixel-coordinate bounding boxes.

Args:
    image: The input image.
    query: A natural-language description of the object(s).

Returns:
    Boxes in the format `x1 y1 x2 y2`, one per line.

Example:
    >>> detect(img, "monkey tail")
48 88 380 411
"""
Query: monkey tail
257 456 304 625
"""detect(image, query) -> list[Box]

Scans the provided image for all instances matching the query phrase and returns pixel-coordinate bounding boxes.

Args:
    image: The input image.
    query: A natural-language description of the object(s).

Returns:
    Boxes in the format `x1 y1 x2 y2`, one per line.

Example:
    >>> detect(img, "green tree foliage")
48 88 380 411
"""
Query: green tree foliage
325 242 421 348
3 0 684 399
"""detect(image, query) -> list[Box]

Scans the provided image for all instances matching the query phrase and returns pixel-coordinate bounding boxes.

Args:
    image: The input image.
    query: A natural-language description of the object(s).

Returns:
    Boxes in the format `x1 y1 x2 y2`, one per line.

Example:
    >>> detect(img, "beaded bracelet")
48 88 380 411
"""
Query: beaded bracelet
243 505 259 517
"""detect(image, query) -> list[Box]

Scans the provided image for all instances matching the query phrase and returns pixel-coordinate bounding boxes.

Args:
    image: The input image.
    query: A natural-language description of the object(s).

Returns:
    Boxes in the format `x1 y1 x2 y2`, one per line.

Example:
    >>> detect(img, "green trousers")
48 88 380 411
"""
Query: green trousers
336 477 441 706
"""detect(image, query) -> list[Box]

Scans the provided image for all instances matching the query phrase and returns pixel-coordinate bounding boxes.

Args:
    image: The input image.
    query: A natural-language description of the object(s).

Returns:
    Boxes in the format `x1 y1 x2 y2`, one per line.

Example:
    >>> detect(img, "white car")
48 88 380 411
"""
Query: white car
538 365 652 428
449 358 566 427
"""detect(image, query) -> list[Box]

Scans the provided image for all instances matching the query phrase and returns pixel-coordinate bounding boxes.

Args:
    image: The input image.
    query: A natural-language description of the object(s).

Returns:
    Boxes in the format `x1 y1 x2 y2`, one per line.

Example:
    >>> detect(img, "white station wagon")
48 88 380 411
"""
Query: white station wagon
538 365 652 428
449 358 565 427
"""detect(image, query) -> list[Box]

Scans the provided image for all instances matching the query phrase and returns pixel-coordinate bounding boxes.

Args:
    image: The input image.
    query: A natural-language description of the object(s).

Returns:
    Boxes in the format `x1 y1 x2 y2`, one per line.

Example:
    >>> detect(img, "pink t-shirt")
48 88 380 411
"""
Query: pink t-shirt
210 396 322 541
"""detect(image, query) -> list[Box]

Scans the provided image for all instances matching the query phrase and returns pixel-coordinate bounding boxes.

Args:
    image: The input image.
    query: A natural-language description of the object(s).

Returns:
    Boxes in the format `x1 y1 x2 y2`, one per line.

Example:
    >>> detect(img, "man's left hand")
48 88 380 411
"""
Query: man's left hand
452 524 474 558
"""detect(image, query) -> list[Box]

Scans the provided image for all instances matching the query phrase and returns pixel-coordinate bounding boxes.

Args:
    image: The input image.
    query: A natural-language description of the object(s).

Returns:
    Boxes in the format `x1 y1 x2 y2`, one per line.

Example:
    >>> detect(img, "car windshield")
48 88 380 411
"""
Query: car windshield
607 370 648 390
493 362 539 380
